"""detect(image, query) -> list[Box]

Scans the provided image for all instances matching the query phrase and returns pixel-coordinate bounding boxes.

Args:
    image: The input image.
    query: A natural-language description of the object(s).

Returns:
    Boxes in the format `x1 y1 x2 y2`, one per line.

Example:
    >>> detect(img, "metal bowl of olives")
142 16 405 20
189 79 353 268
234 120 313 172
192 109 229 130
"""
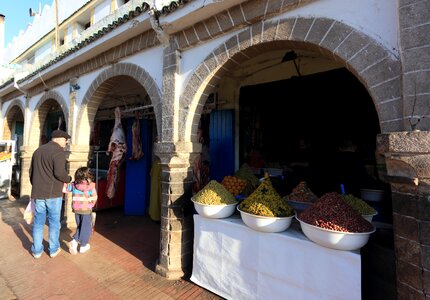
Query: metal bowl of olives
296 216 375 251
191 198 238 219
237 206 293 233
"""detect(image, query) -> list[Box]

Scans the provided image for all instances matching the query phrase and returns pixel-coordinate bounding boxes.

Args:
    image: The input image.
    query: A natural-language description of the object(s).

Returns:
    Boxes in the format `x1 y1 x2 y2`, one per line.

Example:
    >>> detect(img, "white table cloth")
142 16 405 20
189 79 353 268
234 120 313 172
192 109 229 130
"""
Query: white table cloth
191 214 361 300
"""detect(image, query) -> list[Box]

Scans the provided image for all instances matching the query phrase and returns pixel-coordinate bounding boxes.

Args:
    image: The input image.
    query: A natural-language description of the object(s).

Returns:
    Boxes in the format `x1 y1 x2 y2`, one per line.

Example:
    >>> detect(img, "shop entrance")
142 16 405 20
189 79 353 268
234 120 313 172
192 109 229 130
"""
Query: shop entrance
79 72 162 269
239 68 383 198
40 99 67 144
237 67 396 298
195 50 396 299
88 76 156 217
2 105 24 198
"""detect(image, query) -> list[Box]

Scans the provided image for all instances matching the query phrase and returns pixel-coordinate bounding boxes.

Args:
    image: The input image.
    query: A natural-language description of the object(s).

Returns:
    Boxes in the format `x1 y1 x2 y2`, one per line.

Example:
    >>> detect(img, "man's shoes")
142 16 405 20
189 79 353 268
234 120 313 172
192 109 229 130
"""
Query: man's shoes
50 248 61 258
32 252 42 259
69 239 78 255
79 244 90 253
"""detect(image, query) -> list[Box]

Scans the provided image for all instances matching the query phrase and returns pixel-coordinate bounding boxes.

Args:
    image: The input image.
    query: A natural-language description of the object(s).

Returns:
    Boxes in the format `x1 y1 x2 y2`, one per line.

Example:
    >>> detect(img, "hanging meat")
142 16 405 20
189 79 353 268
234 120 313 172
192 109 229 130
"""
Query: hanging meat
129 116 144 160
106 107 127 199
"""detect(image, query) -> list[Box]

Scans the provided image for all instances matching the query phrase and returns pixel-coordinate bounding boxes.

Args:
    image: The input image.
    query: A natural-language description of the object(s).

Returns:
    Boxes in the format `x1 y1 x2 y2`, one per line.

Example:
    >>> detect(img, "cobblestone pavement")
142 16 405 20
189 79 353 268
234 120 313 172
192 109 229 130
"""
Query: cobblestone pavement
0 197 223 300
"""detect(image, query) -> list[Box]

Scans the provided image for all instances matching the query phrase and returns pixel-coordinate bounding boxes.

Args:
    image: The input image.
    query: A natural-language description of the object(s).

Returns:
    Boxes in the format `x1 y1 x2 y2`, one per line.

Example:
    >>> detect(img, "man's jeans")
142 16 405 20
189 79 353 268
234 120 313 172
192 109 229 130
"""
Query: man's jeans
31 197 63 256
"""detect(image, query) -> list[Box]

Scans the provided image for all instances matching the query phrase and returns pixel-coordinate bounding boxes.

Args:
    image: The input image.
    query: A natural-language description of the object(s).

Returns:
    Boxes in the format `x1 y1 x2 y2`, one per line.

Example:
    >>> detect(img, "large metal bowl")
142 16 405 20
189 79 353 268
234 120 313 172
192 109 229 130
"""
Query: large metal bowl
191 198 237 219
296 216 375 251
237 207 293 233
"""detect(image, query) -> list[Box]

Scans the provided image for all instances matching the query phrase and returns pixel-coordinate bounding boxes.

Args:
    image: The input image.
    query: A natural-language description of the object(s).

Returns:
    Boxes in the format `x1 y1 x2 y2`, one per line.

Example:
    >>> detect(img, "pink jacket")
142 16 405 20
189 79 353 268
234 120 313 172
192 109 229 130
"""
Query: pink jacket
63 182 97 214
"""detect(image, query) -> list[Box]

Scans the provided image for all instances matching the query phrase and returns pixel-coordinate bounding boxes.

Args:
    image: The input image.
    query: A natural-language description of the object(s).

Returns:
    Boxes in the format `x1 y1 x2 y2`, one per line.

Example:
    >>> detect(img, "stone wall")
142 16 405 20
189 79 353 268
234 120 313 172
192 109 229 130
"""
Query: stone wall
378 131 430 299
399 0 430 131
154 141 200 279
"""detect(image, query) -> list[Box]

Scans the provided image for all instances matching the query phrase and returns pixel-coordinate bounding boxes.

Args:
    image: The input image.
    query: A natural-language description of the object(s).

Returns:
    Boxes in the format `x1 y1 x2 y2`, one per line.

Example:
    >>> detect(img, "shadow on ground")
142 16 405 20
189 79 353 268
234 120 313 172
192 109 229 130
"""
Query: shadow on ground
92 206 161 271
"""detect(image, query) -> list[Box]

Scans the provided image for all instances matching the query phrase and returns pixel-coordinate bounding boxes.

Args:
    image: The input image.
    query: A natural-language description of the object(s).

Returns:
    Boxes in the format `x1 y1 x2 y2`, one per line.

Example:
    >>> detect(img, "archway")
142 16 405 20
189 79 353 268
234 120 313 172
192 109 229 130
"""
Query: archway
77 63 162 146
75 63 162 264
2 102 25 198
29 91 68 147
181 17 402 141
181 17 400 299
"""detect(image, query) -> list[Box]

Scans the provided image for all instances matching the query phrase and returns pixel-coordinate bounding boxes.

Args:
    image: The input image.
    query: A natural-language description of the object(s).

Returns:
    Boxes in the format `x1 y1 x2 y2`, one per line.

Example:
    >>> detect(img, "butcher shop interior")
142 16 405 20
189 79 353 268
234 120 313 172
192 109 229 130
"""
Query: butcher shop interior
89 76 157 217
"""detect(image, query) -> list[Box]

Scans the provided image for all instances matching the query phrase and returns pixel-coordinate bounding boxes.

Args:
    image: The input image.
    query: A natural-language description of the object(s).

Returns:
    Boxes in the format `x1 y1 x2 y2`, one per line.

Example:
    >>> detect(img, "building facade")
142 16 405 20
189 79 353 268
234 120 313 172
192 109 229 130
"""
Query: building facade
0 0 429 298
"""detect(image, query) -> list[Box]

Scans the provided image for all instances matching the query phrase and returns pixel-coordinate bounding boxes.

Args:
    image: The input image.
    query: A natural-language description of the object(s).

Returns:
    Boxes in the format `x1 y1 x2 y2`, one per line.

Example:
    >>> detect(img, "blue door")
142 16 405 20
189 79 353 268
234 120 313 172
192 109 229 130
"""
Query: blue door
209 110 234 182
124 118 152 215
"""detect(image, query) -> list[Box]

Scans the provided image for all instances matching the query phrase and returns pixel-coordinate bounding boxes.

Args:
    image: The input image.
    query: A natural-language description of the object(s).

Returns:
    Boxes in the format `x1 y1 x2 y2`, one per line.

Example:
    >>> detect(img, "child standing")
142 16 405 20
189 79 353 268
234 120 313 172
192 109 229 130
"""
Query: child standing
63 167 97 254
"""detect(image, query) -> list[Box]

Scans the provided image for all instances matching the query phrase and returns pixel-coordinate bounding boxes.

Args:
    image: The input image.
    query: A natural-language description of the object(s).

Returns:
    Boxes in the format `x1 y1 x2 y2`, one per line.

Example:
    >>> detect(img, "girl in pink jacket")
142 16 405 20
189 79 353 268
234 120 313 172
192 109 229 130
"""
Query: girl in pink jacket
63 167 97 254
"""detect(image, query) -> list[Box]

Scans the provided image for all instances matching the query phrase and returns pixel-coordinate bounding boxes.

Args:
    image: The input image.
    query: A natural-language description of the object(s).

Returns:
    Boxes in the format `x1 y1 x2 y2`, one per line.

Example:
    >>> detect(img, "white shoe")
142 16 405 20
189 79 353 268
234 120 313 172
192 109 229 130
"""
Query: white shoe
79 244 91 253
69 239 78 255
50 248 61 258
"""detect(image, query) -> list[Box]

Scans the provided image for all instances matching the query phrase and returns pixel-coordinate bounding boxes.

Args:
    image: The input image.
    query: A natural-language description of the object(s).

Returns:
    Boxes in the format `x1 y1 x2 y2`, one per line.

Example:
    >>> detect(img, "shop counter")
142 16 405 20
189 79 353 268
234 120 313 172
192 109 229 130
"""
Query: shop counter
191 214 361 300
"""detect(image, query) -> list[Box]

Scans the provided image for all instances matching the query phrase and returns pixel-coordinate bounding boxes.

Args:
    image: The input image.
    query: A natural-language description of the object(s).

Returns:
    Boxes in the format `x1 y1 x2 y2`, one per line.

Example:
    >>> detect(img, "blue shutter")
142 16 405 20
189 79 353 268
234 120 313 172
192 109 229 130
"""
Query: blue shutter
209 110 234 182
124 118 152 215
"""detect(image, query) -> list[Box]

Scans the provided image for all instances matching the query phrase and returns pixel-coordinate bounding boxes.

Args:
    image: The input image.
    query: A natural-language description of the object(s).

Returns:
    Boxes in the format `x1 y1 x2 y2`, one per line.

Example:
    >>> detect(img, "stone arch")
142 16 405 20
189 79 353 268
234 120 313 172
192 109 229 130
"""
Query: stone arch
180 17 403 142
2 100 25 140
76 62 161 145
29 90 69 146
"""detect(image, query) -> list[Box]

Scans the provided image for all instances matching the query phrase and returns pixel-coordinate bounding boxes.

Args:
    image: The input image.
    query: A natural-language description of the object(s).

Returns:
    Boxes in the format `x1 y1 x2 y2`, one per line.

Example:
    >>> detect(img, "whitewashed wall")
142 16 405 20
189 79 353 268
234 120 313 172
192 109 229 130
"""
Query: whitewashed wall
280 0 399 57
121 46 165 92
35 41 53 63
3 0 95 63
94 0 112 24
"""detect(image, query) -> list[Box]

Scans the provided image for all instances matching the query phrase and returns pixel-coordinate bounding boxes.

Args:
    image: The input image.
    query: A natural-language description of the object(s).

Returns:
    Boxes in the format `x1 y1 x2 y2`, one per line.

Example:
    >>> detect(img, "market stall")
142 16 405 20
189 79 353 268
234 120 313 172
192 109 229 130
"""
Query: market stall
191 214 361 300
90 103 154 214
0 140 16 199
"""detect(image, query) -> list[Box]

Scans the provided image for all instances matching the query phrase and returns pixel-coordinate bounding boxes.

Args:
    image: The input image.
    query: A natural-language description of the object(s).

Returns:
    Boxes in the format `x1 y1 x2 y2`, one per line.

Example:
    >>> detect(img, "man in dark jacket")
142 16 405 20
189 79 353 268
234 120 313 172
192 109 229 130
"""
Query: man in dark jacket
30 129 71 259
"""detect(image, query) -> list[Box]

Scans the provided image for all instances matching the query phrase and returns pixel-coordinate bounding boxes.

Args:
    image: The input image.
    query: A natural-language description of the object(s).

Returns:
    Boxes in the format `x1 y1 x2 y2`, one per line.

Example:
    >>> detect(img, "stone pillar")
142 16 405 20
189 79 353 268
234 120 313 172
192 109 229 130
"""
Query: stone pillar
20 96 33 200
62 77 85 228
398 0 430 130
153 33 196 278
19 145 37 200
68 77 78 141
377 131 430 299
160 37 179 143
154 141 201 279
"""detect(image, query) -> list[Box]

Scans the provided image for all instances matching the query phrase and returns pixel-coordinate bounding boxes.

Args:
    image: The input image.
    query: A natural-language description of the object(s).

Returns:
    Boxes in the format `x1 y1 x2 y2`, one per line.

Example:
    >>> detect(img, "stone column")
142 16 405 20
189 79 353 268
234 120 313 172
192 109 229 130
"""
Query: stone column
62 77 87 228
398 0 430 130
20 96 33 200
68 77 78 142
153 33 196 278
160 37 179 143
377 131 430 299
154 141 201 279
19 145 37 200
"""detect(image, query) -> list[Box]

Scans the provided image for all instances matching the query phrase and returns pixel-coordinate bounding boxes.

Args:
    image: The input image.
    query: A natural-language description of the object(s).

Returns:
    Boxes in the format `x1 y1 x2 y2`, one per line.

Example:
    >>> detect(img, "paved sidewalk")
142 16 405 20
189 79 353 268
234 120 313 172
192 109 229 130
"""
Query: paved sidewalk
0 197 222 300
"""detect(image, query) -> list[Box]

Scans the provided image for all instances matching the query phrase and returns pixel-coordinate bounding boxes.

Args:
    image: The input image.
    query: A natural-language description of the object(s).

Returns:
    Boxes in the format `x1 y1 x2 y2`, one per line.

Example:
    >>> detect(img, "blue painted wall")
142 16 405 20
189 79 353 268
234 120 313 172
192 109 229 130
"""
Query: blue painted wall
209 110 234 181
124 118 152 215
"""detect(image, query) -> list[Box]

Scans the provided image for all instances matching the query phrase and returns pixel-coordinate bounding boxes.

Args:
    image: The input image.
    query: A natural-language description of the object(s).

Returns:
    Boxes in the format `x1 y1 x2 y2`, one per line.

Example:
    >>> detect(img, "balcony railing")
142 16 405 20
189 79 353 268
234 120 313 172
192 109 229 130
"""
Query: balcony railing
2 0 150 85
